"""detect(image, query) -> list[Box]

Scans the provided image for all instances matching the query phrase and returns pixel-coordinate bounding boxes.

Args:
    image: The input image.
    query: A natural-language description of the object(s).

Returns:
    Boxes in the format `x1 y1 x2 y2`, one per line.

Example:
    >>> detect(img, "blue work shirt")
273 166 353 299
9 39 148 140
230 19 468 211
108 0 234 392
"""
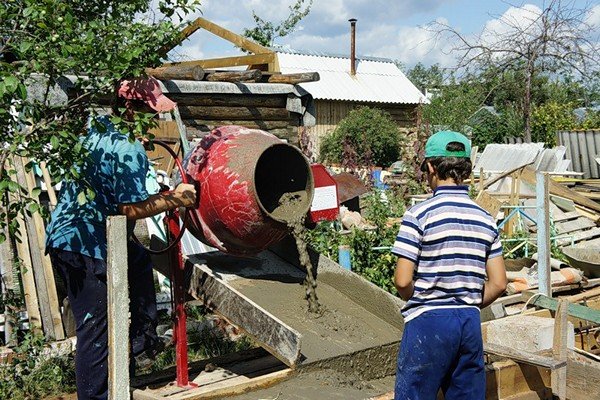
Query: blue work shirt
45 115 149 261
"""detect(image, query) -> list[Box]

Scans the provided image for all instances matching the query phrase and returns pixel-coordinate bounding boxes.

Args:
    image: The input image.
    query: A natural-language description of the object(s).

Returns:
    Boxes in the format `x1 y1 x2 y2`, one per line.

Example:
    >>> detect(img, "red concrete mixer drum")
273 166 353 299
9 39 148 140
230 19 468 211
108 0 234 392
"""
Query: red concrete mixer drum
183 125 314 255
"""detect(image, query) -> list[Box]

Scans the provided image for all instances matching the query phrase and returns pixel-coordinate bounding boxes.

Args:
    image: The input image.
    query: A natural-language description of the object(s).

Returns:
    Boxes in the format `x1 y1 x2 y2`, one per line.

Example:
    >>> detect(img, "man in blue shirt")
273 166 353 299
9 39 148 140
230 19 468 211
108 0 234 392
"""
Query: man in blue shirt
391 131 507 400
46 80 196 400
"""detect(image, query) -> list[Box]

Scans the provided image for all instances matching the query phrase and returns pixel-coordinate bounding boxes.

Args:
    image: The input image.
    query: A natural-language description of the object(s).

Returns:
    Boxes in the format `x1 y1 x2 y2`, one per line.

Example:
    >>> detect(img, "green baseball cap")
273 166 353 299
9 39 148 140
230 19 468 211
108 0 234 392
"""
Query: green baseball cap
424 130 471 158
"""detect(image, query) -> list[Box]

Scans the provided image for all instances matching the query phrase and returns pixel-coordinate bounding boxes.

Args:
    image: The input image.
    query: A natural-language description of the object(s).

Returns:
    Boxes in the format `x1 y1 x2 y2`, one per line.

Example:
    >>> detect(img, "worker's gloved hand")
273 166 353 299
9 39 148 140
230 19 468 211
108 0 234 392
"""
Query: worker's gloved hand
175 183 197 208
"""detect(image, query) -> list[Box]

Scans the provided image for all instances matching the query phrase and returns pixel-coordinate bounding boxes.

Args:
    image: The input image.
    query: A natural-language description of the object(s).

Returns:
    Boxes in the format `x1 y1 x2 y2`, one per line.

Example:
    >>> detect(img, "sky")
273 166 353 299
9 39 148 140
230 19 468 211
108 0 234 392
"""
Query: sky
167 0 600 70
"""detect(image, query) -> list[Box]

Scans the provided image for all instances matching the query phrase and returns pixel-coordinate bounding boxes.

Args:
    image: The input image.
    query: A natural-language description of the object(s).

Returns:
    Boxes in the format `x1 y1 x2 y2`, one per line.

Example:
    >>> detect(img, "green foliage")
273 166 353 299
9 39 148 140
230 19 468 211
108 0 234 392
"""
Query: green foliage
406 62 443 94
0 333 76 399
469 108 505 148
0 0 201 242
531 102 578 146
306 189 406 295
580 110 600 129
243 0 312 47
421 73 488 132
319 107 405 168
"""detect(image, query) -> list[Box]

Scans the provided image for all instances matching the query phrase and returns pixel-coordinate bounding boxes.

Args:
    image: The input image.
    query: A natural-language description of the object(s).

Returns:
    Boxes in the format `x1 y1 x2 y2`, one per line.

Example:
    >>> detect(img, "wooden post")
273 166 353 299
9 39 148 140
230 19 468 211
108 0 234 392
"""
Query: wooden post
536 172 551 297
551 299 568 399
12 202 43 334
0 233 17 346
107 216 130 399
39 161 58 210
479 167 485 193
172 105 191 155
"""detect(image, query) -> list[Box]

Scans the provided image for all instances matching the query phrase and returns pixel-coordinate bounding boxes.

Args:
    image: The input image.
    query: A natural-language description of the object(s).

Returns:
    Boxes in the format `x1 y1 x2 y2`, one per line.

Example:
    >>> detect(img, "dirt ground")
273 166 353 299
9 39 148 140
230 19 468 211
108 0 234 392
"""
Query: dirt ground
228 370 395 400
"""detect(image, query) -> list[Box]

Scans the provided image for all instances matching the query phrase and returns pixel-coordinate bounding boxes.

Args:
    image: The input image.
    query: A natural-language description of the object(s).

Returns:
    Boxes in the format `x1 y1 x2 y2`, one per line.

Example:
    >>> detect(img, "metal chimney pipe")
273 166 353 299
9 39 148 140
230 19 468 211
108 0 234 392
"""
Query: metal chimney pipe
349 18 357 76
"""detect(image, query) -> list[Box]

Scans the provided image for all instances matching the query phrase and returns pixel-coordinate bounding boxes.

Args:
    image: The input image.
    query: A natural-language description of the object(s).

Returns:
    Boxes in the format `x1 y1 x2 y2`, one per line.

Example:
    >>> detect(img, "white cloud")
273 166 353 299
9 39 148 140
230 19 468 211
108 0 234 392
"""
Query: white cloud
167 0 459 67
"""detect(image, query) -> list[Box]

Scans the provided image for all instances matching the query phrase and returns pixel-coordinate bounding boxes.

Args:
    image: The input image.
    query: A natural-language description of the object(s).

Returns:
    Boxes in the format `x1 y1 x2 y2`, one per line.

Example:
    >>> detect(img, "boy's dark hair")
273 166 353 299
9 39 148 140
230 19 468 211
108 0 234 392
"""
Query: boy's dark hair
420 141 472 182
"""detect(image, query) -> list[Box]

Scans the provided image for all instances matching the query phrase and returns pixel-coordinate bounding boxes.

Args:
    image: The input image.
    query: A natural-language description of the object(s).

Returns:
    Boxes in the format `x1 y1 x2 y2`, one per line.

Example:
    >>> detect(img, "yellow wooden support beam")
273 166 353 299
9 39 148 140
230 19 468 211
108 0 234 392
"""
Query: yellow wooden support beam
164 53 276 70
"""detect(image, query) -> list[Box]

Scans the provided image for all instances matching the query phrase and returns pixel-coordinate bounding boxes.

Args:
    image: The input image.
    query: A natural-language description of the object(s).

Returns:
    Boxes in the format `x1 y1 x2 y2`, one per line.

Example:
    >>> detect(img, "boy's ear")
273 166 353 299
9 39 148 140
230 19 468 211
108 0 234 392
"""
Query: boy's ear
427 162 435 176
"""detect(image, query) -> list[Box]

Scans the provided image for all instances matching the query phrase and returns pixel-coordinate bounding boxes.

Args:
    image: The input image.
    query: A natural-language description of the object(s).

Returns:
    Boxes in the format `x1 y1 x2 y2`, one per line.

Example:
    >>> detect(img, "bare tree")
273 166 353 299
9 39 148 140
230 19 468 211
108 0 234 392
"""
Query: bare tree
430 0 599 142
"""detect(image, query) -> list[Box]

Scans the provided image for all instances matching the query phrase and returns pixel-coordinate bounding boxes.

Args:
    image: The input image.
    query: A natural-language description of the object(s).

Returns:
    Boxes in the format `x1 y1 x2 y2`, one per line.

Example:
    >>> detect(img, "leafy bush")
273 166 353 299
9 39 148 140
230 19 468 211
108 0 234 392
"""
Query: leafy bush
319 107 404 168
531 101 578 146
0 333 76 399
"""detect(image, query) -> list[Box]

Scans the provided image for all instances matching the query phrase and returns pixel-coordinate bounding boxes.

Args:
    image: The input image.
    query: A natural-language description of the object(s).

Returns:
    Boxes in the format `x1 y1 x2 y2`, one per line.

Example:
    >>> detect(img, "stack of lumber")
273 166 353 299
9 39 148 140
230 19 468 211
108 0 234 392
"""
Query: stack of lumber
0 157 66 343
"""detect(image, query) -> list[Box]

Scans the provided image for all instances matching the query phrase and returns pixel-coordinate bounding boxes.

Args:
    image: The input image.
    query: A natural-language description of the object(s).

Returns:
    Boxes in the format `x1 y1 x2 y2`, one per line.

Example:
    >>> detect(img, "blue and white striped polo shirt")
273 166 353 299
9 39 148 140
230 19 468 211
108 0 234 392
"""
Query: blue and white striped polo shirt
392 185 502 323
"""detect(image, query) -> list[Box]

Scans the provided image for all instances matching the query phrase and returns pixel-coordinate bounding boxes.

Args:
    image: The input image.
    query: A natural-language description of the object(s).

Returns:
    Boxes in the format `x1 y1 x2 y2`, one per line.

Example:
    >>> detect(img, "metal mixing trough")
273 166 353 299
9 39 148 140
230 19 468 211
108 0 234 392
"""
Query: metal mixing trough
187 236 404 377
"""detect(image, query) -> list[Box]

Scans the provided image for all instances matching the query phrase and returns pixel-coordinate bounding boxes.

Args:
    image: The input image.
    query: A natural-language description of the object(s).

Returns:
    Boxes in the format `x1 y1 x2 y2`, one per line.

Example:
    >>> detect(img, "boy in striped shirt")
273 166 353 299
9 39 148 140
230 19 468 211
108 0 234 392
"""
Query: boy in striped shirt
392 130 507 400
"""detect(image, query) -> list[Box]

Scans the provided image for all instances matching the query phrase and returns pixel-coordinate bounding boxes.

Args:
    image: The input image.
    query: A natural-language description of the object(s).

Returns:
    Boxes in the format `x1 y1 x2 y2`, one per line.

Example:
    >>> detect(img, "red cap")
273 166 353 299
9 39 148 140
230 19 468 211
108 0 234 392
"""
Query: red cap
118 77 176 112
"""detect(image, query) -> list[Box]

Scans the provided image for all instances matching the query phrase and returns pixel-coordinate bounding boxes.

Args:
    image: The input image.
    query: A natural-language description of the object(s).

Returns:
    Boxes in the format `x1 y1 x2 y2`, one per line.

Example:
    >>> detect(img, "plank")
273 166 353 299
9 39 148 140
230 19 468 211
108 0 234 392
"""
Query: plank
554 217 596 235
184 119 292 130
567 351 600 399
551 299 568 399
14 156 64 340
107 216 130 400
12 199 42 334
484 343 566 370
132 364 291 400
552 210 583 222
164 53 276 70
187 256 302 367
521 166 600 213
39 161 58 209
521 293 600 324
556 227 600 247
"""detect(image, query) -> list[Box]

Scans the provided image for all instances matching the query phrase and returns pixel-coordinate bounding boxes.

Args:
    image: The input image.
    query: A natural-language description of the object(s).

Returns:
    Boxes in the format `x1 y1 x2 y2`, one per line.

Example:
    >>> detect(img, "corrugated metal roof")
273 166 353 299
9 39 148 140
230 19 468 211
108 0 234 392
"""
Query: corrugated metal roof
276 51 428 104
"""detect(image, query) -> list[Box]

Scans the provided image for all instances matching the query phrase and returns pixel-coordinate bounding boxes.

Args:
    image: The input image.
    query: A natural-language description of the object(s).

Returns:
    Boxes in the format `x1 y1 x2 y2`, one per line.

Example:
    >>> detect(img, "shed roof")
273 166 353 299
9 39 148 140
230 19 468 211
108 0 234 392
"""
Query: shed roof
276 49 428 105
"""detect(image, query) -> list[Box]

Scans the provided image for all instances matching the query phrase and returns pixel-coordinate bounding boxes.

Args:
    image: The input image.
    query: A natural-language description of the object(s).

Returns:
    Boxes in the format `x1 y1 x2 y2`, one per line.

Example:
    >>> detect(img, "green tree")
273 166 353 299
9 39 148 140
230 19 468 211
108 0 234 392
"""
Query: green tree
319 107 404 168
242 0 313 47
0 0 200 242
406 62 444 94
431 0 599 142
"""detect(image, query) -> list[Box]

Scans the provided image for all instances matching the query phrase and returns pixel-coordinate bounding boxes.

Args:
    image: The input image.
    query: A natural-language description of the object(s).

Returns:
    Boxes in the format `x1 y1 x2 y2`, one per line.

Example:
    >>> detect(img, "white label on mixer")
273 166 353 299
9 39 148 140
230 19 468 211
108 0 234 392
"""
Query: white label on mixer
311 185 337 212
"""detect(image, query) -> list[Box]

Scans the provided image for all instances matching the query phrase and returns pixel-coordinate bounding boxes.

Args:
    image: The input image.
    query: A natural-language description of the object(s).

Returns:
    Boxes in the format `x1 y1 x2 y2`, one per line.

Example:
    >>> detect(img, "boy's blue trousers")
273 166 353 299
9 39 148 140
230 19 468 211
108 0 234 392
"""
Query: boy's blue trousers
395 308 485 400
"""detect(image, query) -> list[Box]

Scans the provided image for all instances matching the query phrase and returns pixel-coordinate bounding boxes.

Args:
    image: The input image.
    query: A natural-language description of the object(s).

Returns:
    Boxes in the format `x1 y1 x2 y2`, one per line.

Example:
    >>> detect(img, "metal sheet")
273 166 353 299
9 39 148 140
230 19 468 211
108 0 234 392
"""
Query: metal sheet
558 130 600 179
332 172 369 203
277 51 427 104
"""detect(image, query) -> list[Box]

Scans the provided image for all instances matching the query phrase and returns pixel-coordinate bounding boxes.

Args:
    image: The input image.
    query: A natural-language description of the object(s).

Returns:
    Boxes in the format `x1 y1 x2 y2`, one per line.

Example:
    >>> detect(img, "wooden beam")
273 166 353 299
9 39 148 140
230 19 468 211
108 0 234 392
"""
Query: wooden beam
521 292 600 324
267 72 320 84
163 53 276 70
187 256 302 368
206 69 262 83
484 343 566 370
551 299 568 399
107 216 130 400
521 166 600 213
11 196 42 334
184 17 271 55
145 65 205 81
537 172 551 297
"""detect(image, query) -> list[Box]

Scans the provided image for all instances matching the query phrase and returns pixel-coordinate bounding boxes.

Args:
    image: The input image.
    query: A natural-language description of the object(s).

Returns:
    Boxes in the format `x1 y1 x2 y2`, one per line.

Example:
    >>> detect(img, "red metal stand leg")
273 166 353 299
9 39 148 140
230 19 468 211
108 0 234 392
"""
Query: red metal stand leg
167 212 196 388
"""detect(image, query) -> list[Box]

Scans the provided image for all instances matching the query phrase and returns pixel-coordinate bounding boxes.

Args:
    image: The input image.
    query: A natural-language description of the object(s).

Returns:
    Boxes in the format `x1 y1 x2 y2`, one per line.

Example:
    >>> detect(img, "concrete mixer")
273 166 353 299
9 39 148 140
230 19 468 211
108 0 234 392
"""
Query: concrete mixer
148 125 317 387
182 125 315 255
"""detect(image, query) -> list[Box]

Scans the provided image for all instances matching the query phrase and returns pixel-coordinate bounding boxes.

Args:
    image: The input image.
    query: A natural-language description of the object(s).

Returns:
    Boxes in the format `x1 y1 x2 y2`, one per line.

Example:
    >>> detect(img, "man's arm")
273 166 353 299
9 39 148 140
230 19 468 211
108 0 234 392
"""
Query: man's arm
480 256 507 308
118 183 196 220
394 257 416 301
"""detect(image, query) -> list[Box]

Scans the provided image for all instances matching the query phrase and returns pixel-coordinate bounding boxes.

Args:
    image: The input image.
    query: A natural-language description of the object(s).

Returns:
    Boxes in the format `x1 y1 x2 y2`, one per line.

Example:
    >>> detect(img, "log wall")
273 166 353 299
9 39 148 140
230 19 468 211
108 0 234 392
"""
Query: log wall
172 93 302 145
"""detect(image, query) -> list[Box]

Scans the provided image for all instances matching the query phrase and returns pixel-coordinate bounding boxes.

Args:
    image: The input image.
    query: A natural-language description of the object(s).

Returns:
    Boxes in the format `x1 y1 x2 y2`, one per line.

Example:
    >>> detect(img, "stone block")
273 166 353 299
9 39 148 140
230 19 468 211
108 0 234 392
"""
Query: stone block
486 315 574 353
